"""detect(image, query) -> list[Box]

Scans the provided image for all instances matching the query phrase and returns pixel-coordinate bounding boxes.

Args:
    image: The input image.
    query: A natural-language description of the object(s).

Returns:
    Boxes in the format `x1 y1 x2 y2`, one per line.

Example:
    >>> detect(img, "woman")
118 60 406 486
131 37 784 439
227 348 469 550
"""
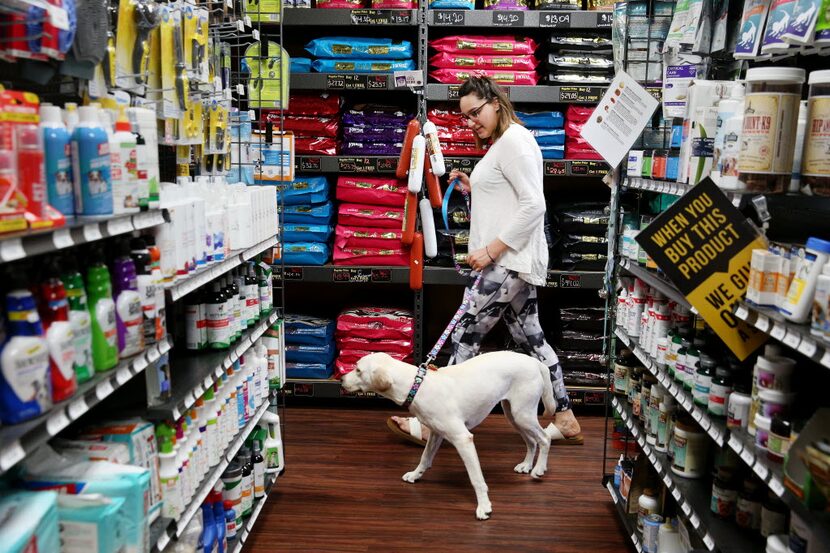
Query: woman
389 76 583 446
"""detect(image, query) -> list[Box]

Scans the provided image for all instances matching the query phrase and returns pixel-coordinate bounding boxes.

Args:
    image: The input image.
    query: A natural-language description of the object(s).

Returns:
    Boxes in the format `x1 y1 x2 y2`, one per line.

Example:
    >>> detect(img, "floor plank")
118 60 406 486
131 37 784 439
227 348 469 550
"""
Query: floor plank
244 406 630 553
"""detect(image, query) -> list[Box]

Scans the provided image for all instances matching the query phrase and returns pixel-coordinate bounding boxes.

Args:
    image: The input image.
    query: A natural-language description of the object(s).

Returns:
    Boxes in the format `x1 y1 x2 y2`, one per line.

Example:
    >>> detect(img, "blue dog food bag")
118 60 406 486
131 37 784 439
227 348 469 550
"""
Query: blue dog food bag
305 37 414 59
282 201 334 225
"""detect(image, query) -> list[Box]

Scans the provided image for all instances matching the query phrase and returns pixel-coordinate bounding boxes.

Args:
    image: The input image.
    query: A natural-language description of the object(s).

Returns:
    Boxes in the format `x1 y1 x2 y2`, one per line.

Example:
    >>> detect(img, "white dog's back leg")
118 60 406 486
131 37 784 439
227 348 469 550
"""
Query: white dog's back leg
502 400 536 474
445 428 492 520
402 433 444 483
512 411 551 479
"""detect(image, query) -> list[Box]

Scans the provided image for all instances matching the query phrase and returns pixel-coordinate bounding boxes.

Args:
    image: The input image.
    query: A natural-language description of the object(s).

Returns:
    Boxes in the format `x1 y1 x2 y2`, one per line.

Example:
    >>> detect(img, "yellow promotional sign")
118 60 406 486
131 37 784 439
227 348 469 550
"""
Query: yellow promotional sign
636 179 768 360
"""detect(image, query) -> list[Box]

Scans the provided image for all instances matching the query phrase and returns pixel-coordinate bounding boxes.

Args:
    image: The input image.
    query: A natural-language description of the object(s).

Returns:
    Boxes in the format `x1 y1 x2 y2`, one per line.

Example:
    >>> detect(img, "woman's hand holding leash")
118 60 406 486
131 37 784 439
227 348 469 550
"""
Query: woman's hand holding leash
448 169 471 193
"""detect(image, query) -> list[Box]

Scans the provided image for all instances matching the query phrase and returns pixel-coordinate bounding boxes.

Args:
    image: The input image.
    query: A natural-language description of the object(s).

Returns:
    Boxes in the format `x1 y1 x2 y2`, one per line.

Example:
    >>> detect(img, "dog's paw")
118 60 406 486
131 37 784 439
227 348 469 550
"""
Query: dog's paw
476 503 492 520
531 466 546 479
514 461 533 474
402 471 421 483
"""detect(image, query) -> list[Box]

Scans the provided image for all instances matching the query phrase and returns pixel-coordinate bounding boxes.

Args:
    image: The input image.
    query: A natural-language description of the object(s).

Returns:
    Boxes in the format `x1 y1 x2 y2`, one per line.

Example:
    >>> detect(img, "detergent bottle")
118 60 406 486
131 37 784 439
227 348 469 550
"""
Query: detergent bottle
61 257 93 383
37 260 77 402
86 248 119 371
111 239 145 357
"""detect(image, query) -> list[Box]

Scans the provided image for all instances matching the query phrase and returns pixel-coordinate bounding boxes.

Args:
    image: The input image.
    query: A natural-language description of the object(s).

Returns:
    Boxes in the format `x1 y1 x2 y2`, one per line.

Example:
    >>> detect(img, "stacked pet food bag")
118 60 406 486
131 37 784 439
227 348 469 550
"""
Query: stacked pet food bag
427 106 486 157
546 33 614 86
335 308 415 377
303 36 415 74
429 35 540 86
565 106 602 159
341 104 410 156
550 202 609 270
284 314 336 379
279 176 334 266
518 110 565 160
309 0 417 7
556 307 608 389
274 93 341 156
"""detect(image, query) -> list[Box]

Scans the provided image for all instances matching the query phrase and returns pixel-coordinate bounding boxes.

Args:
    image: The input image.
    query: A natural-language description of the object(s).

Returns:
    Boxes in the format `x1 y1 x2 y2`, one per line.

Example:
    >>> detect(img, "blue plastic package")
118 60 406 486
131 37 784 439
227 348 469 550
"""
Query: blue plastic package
284 314 335 346
540 145 565 159
530 128 565 146
276 176 329 205
282 201 334 225
290 57 312 72
428 0 474 8
0 491 60 553
517 111 564 129
305 37 414 59
285 343 337 365
282 241 330 265
286 362 334 379
283 224 334 242
311 59 416 73
57 495 127 553
229 112 254 185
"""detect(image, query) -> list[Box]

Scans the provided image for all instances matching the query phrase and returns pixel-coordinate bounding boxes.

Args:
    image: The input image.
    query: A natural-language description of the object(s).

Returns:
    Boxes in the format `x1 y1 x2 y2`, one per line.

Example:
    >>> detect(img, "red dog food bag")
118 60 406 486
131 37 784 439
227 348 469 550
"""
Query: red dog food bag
430 68 539 85
281 115 340 138
294 136 338 155
427 107 465 127
336 176 408 207
336 307 415 339
316 0 366 7
430 35 538 55
429 52 539 71
440 142 488 156
286 93 342 116
336 336 414 355
335 351 413 377
333 245 410 266
335 225 404 250
338 203 405 229
436 125 476 144
371 0 417 6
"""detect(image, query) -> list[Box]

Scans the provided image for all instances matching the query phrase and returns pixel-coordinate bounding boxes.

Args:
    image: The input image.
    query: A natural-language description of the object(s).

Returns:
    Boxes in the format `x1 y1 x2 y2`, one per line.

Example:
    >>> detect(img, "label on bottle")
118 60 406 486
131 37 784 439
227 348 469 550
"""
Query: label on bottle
803 96 830 178
708 382 731 416
185 304 205 350
68 309 93 381
254 460 265 497
94 298 118 349
46 321 76 381
72 135 112 216
1 336 51 416
736 497 761 529
246 288 258 325
116 291 145 357
693 373 712 405
44 134 75 216
739 92 801 175
112 140 139 212
259 282 272 313
206 302 231 348
136 274 156 345
241 472 253 514
160 473 182 520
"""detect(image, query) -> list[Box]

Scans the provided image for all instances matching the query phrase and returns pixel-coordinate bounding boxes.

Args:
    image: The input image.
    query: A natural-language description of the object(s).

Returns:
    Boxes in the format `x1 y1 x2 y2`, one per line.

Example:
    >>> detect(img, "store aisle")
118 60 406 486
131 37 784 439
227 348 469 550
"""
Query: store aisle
246 407 628 553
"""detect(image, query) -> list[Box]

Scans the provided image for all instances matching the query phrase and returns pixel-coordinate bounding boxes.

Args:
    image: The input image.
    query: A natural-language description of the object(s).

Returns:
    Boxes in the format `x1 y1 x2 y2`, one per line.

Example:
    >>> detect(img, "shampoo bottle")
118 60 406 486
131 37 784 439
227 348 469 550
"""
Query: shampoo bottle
37 262 77 402
86 248 119 371
71 105 112 216
157 427 183 520
61 258 93 383
40 105 75 216
206 281 230 349
110 108 139 214
112 240 145 357
252 442 265 499
260 410 284 474
130 237 156 347
143 234 166 342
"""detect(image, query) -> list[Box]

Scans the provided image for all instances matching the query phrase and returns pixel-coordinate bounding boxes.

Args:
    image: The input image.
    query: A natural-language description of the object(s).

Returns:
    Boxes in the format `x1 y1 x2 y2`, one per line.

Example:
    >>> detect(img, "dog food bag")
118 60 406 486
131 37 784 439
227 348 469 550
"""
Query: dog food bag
335 351 412 376
483 0 531 9
430 69 540 85
338 203 406 229
429 0 474 8
429 52 539 71
336 176 408 207
285 343 337 365
549 35 613 49
290 57 312 72
553 207 610 234
537 0 581 8
547 52 614 69
277 176 330 205
284 314 335 346
441 142 489 156
547 71 613 85
281 115 340 137
312 59 416 73
516 111 564 129
315 0 366 7
305 37 414 59
333 245 410 266
558 233 609 254
435 125 477 143
335 225 404 249
529 128 565 145
343 125 407 143
371 0 417 7
294 136 338 155
282 201 334 225
280 242 330 265
430 35 538 54
343 104 411 126
336 307 415 339
539 145 565 159
283 224 334 243
427 107 465 127
341 142 405 156
556 252 608 270
287 93 342 116
286 362 333 379
337 336 414 354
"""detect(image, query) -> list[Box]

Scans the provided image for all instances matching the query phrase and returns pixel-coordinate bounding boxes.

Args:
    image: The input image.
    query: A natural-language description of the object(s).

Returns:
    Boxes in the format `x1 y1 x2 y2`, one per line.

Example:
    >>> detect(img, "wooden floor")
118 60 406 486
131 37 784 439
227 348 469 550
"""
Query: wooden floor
245 406 630 553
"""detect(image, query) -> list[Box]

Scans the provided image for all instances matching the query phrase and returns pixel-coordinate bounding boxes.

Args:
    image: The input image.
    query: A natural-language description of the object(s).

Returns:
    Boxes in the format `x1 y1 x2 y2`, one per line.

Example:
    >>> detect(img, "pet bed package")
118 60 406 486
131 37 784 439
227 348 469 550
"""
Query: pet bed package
282 201 334 225
517 111 564 129
284 314 335 346
430 35 538 55
336 176 407 207
315 0 365 8
343 125 406 143
428 0 474 8
286 362 333 379
280 242 330 265
294 136 338 156
333 245 410 266
286 93 341 116
335 226 404 250
312 59 417 73
336 307 415 340
285 343 337 365
305 37 414 59
430 68 539 85
530 128 565 145
338 203 405 229
0 491 60 553
281 116 340 138
290 57 312 72
277 176 330 206
283 224 334 242
337 336 414 354
429 52 539 71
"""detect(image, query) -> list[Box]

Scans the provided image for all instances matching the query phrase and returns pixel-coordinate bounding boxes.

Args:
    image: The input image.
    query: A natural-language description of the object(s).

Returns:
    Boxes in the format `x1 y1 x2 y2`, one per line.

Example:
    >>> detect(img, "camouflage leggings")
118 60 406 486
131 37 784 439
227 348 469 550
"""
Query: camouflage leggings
447 264 571 412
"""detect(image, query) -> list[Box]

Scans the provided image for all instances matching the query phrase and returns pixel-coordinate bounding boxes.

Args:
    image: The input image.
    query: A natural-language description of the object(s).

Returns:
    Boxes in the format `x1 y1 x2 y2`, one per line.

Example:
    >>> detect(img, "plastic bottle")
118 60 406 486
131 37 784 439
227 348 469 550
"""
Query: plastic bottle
185 289 207 350
260 410 283 473
130 237 156 347
790 101 808 193
61 259 93 383
40 105 74 216
212 492 227 553
708 367 732 418
223 500 237 540
252 442 265 499
157 430 183 520
129 113 150 210
177 421 193 501
86 249 118 371
637 488 659 531
63 102 79 134
782 237 830 323
812 262 830 337
0 291 52 424
143 235 166 342
110 108 139 214
201 503 217 553
258 263 272 315
206 282 231 349
112 240 145 357
231 271 245 336
712 84 745 189
71 105 112 216
205 386 220 467
37 263 77 402
245 263 259 326
237 447 254 517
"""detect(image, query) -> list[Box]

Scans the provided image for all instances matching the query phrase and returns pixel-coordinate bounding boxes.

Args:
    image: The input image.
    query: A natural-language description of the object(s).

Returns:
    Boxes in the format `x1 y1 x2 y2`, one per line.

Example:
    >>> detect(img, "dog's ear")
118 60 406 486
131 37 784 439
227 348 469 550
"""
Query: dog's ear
370 365 392 392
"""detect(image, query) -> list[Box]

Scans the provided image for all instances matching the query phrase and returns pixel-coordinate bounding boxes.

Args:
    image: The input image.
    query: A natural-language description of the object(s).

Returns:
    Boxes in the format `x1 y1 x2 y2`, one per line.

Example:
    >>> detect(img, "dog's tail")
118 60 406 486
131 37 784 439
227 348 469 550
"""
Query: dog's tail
538 360 557 417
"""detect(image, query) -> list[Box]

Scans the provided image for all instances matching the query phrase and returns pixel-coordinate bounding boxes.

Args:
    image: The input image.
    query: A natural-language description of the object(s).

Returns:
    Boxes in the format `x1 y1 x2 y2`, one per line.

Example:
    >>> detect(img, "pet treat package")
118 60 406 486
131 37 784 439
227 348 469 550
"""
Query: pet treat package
284 315 336 346
530 128 566 145
338 203 406 229
336 351 412 376
311 59 417 73
483 0 531 8
341 141 405 155
290 58 312 72
305 37 414 59
429 0 475 8
783 0 822 44
337 336 414 354
518 111 565 128
315 0 366 7
336 307 415 339
333 245 410 266
277 176 329 205
549 35 613 49
282 201 335 225
762 0 798 53
285 343 337 365
343 105 410 126
441 143 489 156
734 0 771 58
281 116 340 138
430 35 538 54
280 242 330 265
372 0 417 7
429 52 539 71
430 69 540 85
336 176 408 207
335 226 404 249
547 53 614 69
343 125 407 142
286 362 333 379
283 224 334 242
287 93 342 116
295 136 338 155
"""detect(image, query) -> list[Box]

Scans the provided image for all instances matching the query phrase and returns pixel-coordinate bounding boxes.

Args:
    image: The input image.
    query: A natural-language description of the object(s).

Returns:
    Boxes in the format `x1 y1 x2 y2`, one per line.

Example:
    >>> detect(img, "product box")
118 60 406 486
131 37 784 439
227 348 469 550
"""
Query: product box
53 439 132 465
57 494 127 553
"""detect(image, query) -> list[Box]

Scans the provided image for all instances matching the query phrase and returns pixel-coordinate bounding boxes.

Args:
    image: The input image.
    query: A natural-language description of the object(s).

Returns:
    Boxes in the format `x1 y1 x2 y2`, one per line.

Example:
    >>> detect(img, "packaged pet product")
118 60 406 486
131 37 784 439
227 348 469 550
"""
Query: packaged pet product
335 226 404 249
816 1 830 43
517 111 565 129
557 252 608 270
429 52 539 71
762 0 799 53
337 336 414 354
286 93 341 116
539 145 566 159
0 491 60 553
290 58 312 72
52 439 131 464
283 224 334 242
483 0 531 7
537 0 581 7
343 105 410 126
338 203 406 229
280 242 330 265
281 116 340 138
294 136 338 156
430 35 538 55
530 129 566 145
305 37 413 60
275 176 329 205
57 494 127 553
335 351 411 376
343 125 407 143
430 69 540 85
547 72 613 85
427 107 464 127
549 35 613 49
735 0 772 58
284 315 335 346
341 142 405 155
372 0 417 6
311 59 416 73
336 307 415 339
282 202 335 225
336 176 408 207
285 343 336 365
783 0 822 44
333 245 410 266
441 143 489 156
285 362 333 379
429 0 475 8
433 125 476 143
554 206 611 234
547 53 614 70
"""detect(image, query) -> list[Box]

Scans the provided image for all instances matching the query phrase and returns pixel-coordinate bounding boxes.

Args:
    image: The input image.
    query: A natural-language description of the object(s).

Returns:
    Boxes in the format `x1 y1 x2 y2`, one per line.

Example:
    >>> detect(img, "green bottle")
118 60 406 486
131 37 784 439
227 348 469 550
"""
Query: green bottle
86 250 119 371
61 259 94 383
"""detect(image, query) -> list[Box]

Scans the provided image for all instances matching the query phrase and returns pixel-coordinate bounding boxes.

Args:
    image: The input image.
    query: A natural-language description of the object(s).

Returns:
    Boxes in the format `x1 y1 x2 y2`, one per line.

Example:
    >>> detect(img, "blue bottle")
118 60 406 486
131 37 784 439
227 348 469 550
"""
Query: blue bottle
40 105 74 216
201 503 216 553
212 498 227 553
71 105 112 216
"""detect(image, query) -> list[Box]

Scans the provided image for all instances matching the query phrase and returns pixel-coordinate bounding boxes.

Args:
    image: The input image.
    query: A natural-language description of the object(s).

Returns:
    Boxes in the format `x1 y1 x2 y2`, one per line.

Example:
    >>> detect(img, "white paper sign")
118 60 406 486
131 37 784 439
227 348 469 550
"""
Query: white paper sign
579 71 660 168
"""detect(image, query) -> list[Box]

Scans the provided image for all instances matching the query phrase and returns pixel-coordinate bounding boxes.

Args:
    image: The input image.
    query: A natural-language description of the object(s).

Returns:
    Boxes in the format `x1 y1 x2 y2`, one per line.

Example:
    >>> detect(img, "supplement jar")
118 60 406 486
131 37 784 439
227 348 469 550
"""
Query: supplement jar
755 355 796 392
739 67 806 194
727 383 752 429
637 488 660 531
767 415 792 464
803 70 830 196
613 349 636 396
711 469 738 519
755 413 773 450
671 417 708 478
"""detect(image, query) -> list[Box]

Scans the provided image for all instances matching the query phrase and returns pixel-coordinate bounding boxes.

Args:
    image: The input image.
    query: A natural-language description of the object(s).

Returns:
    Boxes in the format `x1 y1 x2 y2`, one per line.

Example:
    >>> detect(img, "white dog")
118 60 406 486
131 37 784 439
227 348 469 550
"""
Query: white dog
341 351 557 520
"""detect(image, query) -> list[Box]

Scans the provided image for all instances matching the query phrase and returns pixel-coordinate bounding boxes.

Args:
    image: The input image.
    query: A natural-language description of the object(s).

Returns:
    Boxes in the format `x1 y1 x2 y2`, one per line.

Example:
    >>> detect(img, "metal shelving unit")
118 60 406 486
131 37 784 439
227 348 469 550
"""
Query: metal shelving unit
284 7 418 26
619 258 693 311
428 9 612 28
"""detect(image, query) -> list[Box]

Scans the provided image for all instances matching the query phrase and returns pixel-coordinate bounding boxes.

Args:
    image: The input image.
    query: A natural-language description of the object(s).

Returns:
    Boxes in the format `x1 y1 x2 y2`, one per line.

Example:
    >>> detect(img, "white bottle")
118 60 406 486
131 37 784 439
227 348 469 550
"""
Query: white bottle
782 238 830 323
712 84 745 187
260 411 284 474
63 102 79 134
422 121 446 177
811 262 830 337
255 340 269 400
159 437 183 520
790 101 808 193
110 109 140 214
204 388 220 467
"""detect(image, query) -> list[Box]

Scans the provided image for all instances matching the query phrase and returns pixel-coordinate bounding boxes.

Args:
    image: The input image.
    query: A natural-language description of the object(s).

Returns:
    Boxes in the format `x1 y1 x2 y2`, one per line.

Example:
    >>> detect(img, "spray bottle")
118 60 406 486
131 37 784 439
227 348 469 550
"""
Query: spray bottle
61 258 93 383
157 424 183 520
259 410 284 474
110 108 139 214
112 240 145 357
40 105 75 216
86 247 119 371
72 105 112 216
37 260 77 402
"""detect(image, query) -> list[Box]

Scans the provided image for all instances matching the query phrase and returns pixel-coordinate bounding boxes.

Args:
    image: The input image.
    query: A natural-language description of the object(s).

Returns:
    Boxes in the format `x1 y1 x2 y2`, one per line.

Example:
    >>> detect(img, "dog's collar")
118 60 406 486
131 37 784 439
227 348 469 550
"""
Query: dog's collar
402 363 429 409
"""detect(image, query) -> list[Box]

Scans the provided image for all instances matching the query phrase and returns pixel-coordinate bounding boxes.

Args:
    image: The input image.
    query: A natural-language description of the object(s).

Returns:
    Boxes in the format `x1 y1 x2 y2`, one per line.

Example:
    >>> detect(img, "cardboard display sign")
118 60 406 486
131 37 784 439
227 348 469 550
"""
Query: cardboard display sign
636 179 768 360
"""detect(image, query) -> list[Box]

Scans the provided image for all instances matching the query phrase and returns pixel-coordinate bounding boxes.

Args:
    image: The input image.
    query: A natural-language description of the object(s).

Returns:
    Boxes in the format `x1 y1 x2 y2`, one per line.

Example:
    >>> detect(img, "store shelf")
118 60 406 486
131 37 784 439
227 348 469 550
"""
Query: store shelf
294 155 399 174
619 258 693 311
613 396 764 553
604 477 643 553
146 311 279 421
428 9 612 28
291 72 407 91
166 236 279 302
444 156 609 177
275 264 410 284
228 472 278 553
566 386 608 407
734 301 830 371
0 209 168 265
152 401 271 552
426 83 606 103
284 8 417 25
625 177 693 197
0 337 172 475
425 266 605 289
285 378 378 399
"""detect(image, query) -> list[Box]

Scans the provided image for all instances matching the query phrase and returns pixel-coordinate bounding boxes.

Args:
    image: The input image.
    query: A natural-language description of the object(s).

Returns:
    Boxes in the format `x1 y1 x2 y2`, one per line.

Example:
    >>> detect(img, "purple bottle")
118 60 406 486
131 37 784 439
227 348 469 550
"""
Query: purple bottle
111 239 145 357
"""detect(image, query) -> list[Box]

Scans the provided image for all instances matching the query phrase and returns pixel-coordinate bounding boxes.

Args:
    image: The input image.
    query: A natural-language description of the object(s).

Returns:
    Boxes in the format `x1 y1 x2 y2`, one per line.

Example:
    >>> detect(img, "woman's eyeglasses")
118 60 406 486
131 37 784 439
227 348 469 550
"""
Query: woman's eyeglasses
460 101 490 122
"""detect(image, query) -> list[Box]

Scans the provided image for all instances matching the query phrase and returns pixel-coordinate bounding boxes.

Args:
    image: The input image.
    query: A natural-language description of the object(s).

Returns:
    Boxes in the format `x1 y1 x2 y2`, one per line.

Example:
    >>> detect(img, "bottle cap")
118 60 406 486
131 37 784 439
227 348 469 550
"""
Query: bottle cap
115 107 132 132
40 105 64 126
78 105 100 124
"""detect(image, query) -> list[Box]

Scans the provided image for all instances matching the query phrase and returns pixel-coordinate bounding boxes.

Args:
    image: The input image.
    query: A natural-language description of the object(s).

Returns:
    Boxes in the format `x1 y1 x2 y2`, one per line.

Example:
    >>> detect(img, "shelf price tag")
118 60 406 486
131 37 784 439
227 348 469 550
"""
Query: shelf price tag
46 409 71 436
784 329 801 349
96 379 115 400
492 10 524 26
52 228 73 250
771 323 786 341
769 477 786 497
82 224 103 243
821 350 830 369
106 217 134 236
596 11 613 27
728 434 743 453
798 338 817 358
433 10 465 25
740 448 755 466
0 238 26 262
539 11 570 27
0 442 26 471
753 462 770 481
116 366 132 385
67 397 88 420
558 86 603 103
